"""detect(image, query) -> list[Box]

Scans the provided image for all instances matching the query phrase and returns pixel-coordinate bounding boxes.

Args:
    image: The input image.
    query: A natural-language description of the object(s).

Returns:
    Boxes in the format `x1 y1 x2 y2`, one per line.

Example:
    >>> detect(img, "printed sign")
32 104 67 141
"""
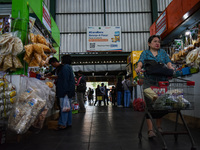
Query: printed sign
87 26 122 52
42 2 51 32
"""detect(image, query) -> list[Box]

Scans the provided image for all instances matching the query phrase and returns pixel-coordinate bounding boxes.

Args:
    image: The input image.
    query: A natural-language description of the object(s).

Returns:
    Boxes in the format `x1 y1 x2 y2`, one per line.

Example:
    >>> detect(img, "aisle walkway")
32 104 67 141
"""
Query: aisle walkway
1 105 200 150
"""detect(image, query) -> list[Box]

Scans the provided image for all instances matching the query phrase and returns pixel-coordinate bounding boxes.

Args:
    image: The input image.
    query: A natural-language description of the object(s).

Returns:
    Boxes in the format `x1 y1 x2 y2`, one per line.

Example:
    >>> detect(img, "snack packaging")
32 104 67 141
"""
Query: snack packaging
3 54 13 71
24 44 33 57
33 43 44 54
36 34 47 45
13 56 23 68
34 53 42 64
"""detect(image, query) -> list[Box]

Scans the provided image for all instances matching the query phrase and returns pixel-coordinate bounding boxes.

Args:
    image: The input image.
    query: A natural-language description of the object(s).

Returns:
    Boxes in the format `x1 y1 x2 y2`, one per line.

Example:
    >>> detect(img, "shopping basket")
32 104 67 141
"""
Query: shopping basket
137 73 196 150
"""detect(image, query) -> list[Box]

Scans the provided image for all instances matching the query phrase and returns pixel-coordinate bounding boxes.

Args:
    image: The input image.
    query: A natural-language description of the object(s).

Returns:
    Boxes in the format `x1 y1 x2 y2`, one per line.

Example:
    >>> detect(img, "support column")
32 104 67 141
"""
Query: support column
151 0 158 23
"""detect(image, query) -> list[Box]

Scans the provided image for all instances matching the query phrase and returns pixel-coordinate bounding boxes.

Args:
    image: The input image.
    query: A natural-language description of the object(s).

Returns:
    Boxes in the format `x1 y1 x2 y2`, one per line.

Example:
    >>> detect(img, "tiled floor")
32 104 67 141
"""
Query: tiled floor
1 103 200 150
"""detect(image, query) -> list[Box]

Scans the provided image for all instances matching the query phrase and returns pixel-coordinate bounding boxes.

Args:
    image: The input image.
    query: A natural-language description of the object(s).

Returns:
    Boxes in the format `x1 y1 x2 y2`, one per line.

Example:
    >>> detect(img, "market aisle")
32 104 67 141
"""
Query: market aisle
1 105 200 150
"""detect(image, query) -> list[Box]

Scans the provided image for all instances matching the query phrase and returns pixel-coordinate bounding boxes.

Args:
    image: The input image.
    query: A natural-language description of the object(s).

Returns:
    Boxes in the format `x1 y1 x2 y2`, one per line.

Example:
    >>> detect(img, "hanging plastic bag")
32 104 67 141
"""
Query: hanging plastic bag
133 98 145 112
62 95 71 112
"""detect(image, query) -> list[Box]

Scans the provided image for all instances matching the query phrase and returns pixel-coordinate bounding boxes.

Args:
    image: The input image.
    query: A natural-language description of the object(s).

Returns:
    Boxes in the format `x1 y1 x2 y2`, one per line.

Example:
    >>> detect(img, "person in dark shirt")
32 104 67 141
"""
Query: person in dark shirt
116 77 123 107
56 55 75 130
44 57 63 81
111 86 116 106
76 70 86 113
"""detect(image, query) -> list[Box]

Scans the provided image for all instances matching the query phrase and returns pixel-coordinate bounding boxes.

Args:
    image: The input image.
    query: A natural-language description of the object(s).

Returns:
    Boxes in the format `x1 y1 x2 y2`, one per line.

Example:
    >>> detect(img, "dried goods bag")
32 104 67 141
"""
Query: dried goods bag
33 43 44 54
3 54 13 71
12 37 23 56
13 56 23 68
8 94 46 134
24 44 33 57
186 48 199 64
36 34 47 45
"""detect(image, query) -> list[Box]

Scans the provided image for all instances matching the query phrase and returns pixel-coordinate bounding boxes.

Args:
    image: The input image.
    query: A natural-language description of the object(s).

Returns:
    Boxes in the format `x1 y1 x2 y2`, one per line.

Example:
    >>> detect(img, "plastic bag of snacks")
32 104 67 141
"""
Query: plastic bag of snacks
8 93 46 134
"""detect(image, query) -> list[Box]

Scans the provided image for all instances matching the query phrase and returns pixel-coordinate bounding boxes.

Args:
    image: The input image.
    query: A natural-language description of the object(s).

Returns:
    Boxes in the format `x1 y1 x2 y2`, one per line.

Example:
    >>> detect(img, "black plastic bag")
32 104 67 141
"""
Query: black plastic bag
144 60 173 77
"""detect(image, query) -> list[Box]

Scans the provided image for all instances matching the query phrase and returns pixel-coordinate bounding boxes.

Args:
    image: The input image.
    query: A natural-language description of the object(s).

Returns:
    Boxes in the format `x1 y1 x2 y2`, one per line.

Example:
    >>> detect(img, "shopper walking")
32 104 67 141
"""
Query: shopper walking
87 88 94 105
56 55 75 130
104 85 109 105
99 83 106 106
111 86 116 106
122 76 131 108
116 77 123 107
76 70 86 113
135 35 174 138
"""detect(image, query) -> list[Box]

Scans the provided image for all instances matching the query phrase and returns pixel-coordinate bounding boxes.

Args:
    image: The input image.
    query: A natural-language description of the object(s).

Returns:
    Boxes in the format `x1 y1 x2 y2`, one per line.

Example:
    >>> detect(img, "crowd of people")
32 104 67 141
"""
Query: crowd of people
89 76 133 107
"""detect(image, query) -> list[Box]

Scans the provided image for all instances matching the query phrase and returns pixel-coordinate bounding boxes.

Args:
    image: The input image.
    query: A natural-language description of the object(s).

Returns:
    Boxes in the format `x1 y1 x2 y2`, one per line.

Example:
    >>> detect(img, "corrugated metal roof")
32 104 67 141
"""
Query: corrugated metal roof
157 0 173 12
0 4 11 15
56 0 171 53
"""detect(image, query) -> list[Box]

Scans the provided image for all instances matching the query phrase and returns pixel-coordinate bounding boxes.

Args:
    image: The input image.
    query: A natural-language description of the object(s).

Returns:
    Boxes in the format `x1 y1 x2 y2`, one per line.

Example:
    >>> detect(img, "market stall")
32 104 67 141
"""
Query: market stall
126 51 143 101
0 0 60 143
149 0 200 126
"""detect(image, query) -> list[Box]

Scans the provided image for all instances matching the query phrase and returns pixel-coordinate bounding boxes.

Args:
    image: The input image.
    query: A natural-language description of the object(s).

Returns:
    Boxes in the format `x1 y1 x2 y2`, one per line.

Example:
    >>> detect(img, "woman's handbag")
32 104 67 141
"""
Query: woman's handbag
144 60 173 76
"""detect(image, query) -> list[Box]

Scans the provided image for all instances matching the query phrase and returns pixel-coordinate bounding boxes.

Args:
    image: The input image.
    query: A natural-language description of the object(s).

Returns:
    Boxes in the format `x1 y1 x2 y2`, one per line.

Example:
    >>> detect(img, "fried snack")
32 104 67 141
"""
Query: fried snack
41 52 47 61
13 56 23 68
47 43 53 49
24 53 33 64
51 47 57 53
40 60 46 67
0 55 5 66
24 44 33 57
33 43 44 54
3 54 13 71
34 53 42 64
36 34 47 45
30 33 37 43
12 37 23 55
37 43 51 53
46 82 53 88
29 57 39 67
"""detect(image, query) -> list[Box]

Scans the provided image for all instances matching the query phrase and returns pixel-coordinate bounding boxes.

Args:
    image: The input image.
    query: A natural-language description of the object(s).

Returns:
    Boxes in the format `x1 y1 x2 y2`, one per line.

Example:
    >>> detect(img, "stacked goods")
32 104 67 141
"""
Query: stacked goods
8 85 46 134
7 76 56 134
23 33 56 67
171 45 196 63
186 47 200 66
0 33 23 71
0 77 16 119
8 88 46 134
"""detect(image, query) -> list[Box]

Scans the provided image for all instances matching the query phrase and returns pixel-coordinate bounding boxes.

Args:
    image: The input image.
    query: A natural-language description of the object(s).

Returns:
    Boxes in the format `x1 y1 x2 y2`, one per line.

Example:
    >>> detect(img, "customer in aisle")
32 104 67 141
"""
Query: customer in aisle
122 76 132 108
111 86 116 106
87 88 94 105
46 57 63 114
94 85 101 106
56 55 75 130
135 35 174 138
116 77 123 107
99 83 106 106
104 85 109 105
76 70 86 113
45 57 63 80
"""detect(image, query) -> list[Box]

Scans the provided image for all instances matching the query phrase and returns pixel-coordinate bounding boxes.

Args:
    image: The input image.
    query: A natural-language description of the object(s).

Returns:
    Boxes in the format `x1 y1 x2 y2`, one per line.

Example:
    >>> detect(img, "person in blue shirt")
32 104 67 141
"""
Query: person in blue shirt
136 35 174 138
